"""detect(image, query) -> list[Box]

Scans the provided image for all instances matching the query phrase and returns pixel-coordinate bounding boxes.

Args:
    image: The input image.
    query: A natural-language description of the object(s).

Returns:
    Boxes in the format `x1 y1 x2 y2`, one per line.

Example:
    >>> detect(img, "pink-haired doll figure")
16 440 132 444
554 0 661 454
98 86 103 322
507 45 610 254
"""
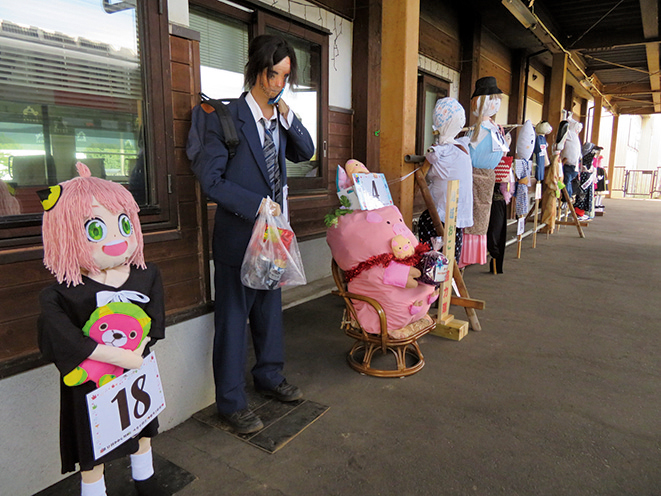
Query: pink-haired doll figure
37 162 167 496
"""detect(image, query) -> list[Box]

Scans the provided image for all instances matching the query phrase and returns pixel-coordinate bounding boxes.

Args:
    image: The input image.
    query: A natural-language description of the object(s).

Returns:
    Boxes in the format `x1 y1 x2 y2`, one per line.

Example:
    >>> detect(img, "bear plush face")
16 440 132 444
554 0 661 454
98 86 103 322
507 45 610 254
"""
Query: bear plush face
88 313 146 348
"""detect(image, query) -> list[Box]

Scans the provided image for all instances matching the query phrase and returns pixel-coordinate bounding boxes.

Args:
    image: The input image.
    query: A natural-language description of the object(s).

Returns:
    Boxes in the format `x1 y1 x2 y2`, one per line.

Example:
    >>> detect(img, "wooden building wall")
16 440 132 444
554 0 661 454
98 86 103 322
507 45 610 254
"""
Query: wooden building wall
479 29 512 95
419 0 460 70
0 32 211 378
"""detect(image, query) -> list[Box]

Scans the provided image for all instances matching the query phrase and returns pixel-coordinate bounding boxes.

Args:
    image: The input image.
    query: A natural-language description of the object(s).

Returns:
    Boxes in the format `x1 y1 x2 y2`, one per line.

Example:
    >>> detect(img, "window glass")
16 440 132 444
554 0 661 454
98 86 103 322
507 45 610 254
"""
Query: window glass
422 82 448 152
189 9 249 99
0 0 149 218
416 74 449 155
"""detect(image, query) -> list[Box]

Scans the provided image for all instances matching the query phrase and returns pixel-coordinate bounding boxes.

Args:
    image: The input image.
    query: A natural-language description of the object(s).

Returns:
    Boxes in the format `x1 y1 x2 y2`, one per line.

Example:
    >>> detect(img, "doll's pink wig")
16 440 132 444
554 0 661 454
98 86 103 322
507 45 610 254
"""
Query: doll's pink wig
42 162 145 286
0 180 20 216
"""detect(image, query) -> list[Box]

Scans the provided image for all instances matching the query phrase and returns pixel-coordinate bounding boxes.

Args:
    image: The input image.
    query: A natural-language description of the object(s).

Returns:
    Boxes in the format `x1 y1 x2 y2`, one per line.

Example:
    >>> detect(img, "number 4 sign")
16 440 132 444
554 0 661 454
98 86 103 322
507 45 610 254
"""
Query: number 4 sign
87 352 166 460
352 173 394 210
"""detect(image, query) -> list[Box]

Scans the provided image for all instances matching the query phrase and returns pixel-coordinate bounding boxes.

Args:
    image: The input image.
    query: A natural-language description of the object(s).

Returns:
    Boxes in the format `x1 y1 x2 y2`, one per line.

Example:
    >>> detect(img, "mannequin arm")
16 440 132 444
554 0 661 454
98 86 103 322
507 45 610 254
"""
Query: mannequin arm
88 339 147 370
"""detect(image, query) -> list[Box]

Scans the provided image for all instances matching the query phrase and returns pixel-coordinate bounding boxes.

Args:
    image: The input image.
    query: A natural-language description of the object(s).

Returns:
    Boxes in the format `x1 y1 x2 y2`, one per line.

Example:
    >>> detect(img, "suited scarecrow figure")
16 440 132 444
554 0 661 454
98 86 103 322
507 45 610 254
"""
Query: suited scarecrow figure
189 34 315 434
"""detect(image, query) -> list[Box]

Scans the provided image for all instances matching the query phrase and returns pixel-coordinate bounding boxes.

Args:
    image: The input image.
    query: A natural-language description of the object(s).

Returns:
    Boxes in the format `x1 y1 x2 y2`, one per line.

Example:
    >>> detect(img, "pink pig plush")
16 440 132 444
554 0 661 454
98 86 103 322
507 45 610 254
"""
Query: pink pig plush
327 205 436 335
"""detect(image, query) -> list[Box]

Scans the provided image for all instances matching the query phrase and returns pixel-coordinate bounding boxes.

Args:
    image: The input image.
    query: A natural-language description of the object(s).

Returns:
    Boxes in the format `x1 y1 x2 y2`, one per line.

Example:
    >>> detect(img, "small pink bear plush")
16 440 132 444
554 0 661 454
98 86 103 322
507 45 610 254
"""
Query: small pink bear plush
390 235 421 289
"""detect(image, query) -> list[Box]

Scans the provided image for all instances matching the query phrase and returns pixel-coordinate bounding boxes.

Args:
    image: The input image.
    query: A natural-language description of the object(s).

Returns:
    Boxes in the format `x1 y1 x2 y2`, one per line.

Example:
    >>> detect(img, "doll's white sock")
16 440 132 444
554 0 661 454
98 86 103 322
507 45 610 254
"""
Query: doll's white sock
81 476 106 496
130 447 155 481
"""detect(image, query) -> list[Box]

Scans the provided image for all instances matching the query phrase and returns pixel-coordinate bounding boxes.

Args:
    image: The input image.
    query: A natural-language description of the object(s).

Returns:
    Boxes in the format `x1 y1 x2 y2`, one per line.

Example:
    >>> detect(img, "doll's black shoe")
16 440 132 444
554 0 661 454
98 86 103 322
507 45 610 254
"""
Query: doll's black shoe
135 475 170 496
256 380 303 402
220 408 264 434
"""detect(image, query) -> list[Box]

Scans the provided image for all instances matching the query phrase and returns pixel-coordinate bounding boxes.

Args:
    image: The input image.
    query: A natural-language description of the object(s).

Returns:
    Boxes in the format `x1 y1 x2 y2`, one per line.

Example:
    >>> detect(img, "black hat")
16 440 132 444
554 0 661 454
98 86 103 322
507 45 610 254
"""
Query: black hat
471 76 504 99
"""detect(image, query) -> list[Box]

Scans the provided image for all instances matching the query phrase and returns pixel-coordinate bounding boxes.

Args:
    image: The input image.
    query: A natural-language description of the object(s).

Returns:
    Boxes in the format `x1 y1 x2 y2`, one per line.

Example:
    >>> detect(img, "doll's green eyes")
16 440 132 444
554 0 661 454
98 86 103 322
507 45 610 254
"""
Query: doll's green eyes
85 218 107 242
119 214 133 237
85 214 132 242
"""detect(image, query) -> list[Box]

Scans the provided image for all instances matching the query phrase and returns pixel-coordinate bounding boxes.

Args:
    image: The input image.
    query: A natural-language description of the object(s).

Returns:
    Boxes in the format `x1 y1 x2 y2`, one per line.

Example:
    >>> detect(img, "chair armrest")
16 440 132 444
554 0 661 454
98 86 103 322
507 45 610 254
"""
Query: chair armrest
331 289 390 343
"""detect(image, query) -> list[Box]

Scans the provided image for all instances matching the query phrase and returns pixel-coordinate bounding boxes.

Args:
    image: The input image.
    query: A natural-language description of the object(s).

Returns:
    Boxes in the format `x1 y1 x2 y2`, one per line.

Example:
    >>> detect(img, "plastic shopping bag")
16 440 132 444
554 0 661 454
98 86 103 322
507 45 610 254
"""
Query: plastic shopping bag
240 207 307 290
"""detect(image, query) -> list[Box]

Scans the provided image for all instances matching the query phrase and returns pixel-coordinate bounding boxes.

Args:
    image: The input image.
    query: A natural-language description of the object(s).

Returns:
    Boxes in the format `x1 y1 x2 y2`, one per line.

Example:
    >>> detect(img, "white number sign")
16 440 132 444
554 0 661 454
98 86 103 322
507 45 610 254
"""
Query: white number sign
517 217 526 236
352 173 394 210
87 352 166 460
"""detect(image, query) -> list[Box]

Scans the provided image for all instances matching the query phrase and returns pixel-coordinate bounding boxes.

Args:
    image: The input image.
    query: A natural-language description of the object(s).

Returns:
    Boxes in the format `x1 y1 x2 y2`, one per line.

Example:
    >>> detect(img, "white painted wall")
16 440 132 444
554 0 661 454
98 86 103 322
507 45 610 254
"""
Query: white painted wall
526 99 543 127
167 0 189 26
637 115 661 170
0 315 216 495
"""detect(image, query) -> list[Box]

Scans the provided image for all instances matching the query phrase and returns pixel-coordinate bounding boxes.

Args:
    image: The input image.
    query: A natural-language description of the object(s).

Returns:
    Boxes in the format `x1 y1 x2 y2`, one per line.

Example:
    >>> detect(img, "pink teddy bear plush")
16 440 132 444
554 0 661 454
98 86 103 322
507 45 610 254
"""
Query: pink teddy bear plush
327 205 437 336
62 302 152 387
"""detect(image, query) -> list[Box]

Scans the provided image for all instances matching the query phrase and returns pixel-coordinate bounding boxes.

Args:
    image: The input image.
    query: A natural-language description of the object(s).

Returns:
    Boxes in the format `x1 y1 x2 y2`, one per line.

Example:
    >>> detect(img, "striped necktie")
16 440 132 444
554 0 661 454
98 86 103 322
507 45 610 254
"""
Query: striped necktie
262 118 281 204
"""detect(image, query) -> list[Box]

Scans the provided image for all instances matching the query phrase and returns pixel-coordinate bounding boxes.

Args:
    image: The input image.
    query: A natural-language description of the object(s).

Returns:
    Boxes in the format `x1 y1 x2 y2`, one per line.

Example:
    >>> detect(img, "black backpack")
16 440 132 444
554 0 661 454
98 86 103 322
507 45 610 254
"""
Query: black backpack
187 93 240 162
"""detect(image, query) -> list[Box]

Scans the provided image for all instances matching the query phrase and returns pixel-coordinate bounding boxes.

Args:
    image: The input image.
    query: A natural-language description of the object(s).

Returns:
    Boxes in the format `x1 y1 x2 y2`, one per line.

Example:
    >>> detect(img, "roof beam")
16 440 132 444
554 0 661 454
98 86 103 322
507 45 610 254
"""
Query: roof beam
567 31 659 51
602 82 653 95
577 37 661 52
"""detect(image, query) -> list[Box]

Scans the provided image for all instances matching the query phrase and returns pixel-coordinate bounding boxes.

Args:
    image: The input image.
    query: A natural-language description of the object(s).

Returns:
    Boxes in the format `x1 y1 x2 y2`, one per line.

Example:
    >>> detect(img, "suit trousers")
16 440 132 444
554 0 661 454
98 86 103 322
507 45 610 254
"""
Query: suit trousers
213 262 285 415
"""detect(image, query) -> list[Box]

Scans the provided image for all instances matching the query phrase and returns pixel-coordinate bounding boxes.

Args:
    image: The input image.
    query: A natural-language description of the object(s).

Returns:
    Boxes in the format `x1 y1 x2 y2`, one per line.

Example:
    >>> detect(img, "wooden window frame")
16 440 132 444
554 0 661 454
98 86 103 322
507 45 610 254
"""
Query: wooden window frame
0 0 177 262
415 70 450 156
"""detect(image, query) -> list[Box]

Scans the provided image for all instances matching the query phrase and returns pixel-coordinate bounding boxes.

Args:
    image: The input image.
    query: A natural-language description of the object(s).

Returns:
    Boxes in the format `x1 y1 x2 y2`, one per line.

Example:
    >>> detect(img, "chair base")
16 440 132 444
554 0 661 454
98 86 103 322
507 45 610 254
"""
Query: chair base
346 340 425 378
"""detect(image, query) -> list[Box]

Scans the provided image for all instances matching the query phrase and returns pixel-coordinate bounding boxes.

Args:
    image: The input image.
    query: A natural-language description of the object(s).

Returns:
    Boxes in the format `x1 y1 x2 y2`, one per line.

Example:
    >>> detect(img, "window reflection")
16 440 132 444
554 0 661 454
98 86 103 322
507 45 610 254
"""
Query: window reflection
0 0 147 218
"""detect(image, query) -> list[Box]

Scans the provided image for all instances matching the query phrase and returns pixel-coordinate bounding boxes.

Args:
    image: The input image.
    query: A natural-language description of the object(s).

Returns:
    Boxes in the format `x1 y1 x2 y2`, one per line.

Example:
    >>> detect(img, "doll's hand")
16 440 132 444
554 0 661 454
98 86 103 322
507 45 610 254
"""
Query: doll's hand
259 197 282 217
134 337 148 358
89 344 144 370
276 99 289 118
406 267 421 288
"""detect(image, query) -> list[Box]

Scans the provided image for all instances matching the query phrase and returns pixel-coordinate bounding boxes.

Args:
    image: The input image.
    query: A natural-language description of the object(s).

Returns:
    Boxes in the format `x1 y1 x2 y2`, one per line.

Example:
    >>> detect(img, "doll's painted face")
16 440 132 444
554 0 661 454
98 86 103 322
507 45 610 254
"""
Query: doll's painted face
257 57 291 102
515 120 535 160
472 95 501 118
86 199 138 271
345 159 369 176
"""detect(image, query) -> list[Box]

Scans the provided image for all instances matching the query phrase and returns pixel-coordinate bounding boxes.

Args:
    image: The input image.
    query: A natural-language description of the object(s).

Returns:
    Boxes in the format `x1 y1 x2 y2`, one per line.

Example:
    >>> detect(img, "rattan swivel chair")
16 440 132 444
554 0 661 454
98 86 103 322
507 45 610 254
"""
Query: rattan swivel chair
331 259 435 377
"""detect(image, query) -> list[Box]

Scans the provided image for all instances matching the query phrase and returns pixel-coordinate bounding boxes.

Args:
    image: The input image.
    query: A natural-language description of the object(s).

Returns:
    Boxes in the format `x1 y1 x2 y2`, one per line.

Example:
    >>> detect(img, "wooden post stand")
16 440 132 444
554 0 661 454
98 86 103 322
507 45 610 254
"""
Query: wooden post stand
409 158 486 337
516 218 523 259
532 183 540 248
431 180 469 340
555 186 587 238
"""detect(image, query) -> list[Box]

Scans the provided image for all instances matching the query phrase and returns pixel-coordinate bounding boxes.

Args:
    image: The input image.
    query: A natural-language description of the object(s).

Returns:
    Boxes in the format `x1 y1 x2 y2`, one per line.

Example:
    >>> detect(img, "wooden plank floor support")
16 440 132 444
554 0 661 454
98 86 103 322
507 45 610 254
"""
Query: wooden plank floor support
409 158 483 333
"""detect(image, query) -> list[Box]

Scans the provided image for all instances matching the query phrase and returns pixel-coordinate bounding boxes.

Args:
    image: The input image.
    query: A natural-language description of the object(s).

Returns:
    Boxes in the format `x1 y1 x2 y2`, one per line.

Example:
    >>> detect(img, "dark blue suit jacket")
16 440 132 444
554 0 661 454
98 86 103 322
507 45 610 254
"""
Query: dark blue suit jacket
192 93 315 267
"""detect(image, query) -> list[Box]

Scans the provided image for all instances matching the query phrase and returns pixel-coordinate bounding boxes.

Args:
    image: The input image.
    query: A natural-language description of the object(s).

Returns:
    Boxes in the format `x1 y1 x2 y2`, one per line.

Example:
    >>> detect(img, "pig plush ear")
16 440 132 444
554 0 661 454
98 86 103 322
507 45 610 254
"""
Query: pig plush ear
337 165 352 189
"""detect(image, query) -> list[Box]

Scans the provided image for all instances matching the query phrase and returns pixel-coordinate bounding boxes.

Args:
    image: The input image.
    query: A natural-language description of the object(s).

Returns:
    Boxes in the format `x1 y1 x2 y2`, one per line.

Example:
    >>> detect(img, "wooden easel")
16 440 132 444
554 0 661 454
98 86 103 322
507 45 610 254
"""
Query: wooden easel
407 155 485 336
516 181 544 254
555 186 587 238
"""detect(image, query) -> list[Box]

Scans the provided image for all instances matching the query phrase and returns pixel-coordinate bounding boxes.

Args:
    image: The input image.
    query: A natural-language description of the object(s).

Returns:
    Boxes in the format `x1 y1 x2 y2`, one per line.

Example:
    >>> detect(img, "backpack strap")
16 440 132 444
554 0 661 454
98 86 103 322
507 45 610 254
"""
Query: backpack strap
201 94 240 159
